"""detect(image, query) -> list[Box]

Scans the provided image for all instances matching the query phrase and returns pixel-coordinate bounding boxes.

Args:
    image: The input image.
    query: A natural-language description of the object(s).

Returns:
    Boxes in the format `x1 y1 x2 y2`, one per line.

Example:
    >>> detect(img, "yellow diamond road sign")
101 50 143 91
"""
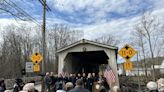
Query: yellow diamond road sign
118 44 136 60
124 61 133 70
30 52 43 64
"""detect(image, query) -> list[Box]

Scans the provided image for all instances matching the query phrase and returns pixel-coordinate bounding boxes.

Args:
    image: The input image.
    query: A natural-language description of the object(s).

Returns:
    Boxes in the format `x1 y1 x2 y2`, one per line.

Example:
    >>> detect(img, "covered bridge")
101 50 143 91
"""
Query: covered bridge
57 39 119 86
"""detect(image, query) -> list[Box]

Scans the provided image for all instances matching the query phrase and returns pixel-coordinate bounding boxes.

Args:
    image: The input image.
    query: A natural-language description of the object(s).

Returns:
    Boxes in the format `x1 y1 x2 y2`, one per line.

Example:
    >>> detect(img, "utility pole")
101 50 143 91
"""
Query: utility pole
38 0 51 91
42 0 46 75
40 0 47 92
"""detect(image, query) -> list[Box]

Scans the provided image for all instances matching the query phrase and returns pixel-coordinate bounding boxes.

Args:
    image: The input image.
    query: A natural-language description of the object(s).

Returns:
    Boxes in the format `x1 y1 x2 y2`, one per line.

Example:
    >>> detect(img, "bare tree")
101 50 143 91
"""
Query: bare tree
132 12 164 81
94 34 120 46
131 26 148 82
0 24 41 78
0 30 23 78
47 24 83 73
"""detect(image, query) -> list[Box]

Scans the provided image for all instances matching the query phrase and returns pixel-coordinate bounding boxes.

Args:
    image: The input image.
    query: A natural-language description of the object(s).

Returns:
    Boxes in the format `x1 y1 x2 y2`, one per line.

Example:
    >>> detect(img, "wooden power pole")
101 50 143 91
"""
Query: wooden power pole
40 0 47 91
42 0 46 75
38 0 51 91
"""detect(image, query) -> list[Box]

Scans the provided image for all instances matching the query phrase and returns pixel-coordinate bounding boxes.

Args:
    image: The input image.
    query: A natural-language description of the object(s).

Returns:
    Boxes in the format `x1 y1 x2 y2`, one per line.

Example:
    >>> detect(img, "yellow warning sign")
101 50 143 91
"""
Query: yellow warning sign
124 61 133 70
30 52 43 64
118 44 136 61
33 64 40 72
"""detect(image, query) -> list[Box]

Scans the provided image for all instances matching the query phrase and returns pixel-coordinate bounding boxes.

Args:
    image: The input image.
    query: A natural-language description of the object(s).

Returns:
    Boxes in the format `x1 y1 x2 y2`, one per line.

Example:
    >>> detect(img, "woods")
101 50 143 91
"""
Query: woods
0 23 83 78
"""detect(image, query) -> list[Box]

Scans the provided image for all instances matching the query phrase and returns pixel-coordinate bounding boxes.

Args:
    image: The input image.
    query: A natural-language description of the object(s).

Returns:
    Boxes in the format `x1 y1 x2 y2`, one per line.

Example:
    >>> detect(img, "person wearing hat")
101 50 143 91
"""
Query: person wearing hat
147 81 158 92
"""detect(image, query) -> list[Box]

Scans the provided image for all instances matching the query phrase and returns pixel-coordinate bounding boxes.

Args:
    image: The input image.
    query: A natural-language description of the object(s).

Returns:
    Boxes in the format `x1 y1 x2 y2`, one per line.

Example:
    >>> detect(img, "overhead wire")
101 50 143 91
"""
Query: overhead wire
2 0 41 26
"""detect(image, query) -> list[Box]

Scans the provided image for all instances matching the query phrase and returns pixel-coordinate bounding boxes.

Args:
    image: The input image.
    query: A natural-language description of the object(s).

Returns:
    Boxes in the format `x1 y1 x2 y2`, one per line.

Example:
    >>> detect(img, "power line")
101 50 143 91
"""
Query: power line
1 0 41 26
38 0 51 11
8 0 40 25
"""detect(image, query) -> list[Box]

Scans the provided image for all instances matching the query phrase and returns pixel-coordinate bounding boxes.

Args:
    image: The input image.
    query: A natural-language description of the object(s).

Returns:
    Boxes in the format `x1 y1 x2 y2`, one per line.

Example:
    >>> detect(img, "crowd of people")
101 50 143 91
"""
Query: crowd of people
0 72 164 92
44 72 110 92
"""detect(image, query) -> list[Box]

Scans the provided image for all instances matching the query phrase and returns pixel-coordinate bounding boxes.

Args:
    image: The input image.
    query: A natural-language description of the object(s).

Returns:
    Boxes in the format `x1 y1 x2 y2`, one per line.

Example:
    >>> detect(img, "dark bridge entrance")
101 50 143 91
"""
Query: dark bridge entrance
64 51 109 74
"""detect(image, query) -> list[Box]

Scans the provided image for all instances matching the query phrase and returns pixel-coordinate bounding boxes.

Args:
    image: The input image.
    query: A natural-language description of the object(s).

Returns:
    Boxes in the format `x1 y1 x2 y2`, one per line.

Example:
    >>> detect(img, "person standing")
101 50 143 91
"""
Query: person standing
68 79 90 92
66 74 72 83
70 74 76 87
56 73 64 91
50 72 56 92
82 73 87 88
76 74 82 80
86 73 93 92
92 73 98 82
44 72 52 92
0 79 6 92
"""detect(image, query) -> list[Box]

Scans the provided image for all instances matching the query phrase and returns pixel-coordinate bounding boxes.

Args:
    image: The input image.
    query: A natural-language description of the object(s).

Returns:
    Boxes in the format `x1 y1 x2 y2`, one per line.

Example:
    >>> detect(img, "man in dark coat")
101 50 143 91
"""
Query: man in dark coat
76 73 82 80
44 72 52 92
92 73 98 82
82 73 87 88
86 73 93 92
68 79 90 92
70 74 76 87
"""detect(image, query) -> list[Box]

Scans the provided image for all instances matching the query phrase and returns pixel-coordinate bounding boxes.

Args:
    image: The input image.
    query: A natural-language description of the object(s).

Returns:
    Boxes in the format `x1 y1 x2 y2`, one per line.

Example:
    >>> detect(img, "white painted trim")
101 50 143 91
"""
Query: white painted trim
57 39 118 53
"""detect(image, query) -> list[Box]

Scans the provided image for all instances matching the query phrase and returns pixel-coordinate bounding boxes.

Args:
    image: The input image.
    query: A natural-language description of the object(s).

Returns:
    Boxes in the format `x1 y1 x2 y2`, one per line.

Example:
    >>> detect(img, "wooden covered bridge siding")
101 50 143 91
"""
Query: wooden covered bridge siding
57 39 119 87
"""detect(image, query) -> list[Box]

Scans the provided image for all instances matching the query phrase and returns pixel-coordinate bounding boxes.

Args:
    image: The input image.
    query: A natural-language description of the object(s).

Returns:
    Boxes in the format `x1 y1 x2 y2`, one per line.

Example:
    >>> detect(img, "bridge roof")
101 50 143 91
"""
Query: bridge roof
57 39 118 53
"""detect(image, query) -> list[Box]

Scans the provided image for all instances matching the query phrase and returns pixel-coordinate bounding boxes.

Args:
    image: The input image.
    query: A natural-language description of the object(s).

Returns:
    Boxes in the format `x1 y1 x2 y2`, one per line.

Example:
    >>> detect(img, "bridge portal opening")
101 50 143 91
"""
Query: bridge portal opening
63 51 109 75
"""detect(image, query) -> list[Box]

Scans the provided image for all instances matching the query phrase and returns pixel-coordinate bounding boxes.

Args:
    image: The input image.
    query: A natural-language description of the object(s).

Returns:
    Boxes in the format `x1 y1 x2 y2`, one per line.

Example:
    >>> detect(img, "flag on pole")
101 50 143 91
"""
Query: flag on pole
104 65 116 85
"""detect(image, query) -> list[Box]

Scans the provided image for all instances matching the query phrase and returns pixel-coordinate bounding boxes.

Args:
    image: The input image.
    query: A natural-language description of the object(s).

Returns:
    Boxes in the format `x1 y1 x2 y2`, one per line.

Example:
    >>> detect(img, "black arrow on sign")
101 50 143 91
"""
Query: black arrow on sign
125 45 129 50
35 53 38 56
125 56 130 59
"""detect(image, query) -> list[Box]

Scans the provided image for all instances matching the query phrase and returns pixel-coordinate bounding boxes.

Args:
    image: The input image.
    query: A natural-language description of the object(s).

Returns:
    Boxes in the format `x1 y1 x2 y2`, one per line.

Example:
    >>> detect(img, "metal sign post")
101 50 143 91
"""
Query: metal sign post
137 52 141 92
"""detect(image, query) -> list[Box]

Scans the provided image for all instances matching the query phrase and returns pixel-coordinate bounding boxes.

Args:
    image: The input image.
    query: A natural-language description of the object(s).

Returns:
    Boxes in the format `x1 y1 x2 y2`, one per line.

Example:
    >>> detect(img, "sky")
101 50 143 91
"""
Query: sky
0 0 164 40
0 0 164 63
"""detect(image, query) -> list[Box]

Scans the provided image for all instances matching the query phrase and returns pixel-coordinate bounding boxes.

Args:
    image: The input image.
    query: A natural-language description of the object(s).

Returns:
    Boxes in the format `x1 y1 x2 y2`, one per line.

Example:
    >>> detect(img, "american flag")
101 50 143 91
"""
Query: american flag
104 65 116 85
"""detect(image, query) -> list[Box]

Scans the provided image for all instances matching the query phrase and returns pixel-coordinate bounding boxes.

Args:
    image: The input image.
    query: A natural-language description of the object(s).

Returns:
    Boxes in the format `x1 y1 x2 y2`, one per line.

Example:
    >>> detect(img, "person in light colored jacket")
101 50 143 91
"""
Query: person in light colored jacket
157 78 164 92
